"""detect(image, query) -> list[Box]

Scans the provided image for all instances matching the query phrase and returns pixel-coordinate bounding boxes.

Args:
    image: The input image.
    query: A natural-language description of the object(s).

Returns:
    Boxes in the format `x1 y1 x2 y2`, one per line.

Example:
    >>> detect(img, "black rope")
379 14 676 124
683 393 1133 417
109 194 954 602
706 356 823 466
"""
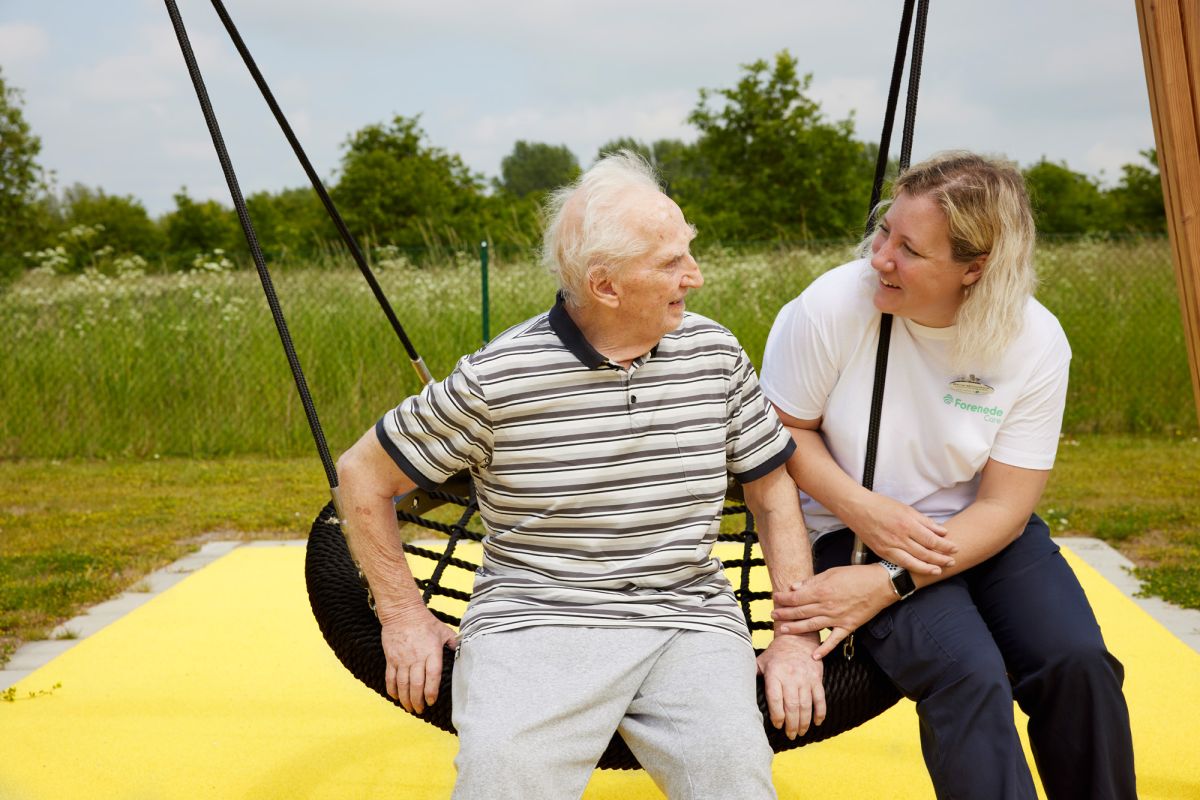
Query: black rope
861 314 893 493
206 0 428 377
163 0 338 489
735 511 757 628
865 0 916 230
868 0 929 490
421 491 479 604
900 0 931 171
854 0 930 560
397 512 485 539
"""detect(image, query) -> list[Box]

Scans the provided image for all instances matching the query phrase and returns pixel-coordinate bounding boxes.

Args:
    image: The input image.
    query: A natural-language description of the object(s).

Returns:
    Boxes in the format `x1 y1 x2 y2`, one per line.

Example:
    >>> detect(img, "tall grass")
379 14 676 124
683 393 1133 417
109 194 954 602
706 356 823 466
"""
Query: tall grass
0 237 1193 459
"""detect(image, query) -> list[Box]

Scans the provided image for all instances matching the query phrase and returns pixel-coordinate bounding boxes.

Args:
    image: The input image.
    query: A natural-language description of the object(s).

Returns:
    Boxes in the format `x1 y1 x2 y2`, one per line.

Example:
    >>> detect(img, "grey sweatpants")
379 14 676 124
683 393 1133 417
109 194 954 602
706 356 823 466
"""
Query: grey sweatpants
450 625 776 800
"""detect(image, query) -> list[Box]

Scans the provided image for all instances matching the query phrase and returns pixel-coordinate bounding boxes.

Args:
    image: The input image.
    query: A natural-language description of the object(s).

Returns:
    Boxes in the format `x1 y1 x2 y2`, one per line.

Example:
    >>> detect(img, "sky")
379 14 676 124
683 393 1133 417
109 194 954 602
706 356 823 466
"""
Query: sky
0 0 1155 217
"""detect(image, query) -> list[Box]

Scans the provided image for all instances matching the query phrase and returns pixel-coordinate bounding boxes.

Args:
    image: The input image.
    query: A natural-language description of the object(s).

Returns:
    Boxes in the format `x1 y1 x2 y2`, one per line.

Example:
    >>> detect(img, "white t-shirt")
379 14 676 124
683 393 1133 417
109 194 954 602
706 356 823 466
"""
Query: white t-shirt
760 259 1071 539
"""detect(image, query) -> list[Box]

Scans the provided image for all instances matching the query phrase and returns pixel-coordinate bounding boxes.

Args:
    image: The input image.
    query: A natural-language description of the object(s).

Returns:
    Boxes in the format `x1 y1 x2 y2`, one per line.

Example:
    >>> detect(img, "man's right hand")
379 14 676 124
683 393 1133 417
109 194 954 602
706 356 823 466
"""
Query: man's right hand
847 492 957 575
380 608 459 714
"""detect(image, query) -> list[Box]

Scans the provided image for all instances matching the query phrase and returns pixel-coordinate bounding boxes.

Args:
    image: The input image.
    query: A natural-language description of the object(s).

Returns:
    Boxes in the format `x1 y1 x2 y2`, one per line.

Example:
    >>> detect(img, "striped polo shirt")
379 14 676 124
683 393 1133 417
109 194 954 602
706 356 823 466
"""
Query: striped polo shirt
376 295 795 644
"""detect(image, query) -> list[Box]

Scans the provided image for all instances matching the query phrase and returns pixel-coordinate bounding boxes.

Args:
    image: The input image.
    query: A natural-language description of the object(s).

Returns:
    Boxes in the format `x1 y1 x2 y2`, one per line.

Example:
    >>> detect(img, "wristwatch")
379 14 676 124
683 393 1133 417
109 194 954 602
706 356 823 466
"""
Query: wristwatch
879 560 916 599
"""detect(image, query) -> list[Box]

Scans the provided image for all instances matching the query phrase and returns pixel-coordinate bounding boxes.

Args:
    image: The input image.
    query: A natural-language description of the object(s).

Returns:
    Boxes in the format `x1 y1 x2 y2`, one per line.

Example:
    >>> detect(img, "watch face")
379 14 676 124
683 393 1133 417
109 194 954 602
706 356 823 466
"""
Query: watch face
892 568 916 598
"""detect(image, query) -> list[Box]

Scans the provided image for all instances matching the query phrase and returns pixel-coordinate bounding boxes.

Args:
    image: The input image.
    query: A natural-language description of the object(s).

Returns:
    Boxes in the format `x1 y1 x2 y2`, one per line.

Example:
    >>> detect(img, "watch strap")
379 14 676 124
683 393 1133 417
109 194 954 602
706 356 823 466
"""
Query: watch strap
879 559 916 599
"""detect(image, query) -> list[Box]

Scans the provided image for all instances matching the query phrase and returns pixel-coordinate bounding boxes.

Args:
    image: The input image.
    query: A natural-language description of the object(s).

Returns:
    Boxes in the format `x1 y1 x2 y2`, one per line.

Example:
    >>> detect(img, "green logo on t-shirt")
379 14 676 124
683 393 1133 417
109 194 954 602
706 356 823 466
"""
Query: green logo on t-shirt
943 394 1004 424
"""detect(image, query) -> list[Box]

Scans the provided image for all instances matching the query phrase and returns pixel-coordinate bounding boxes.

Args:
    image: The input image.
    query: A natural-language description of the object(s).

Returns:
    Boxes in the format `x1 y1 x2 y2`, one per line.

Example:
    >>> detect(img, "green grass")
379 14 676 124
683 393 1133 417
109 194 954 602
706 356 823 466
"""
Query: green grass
1 237 1192 461
1041 432 1200 607
0 456 325 664
1 434 1196 667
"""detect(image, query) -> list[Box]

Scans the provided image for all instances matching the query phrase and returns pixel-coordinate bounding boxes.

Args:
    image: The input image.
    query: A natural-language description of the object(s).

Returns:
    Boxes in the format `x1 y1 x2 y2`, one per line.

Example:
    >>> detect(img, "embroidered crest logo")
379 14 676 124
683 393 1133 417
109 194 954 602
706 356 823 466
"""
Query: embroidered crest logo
949 374 994 395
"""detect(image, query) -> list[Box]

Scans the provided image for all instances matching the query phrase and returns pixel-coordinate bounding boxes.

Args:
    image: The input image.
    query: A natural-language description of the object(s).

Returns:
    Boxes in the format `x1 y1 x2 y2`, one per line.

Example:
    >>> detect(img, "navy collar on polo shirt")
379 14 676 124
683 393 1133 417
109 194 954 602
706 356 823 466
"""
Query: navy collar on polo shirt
547 292 659 370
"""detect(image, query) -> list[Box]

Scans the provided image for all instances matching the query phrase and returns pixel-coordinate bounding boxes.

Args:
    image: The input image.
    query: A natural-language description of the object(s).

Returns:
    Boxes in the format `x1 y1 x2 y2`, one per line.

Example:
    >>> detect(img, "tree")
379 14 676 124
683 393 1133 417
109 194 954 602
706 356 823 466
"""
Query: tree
1107 149 1166 233
0 67 52 280
332 115 485 253
60 184 165 260
245 186 338 260
1023 158 1111 234
683 51 874 243
596 137 648 162
498 141 579 198
161 188 244 265
594 137 700 199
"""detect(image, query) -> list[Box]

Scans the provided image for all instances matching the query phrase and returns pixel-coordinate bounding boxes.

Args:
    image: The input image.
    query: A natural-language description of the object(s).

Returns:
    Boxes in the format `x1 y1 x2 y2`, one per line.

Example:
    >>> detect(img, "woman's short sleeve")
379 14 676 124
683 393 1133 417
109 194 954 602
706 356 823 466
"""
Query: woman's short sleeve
760 293 842 422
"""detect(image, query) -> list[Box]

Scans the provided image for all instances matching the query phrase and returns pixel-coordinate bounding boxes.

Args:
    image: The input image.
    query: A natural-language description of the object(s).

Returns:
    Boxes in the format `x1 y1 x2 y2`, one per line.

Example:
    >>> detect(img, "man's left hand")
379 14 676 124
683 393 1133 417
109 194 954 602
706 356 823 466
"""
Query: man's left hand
756 632 826 739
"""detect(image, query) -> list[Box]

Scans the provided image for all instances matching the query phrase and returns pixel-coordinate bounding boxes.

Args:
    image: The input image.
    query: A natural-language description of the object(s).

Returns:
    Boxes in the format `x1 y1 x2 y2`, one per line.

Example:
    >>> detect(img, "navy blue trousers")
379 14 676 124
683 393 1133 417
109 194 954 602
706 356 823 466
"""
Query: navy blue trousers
814 516 1136 800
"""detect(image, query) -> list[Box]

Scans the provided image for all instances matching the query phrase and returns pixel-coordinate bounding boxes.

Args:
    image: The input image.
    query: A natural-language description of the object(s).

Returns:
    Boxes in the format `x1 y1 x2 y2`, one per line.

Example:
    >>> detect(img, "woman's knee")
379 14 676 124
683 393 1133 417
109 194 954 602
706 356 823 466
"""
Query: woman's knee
1016 637 1125 706
933 651 1013 709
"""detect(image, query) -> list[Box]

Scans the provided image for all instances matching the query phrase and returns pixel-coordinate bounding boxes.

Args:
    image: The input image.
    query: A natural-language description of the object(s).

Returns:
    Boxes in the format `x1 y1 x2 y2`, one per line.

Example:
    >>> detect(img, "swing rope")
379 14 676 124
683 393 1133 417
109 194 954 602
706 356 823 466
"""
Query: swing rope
163 0 338 489
165 0 931 771
207 0 433 387
855 0 928 569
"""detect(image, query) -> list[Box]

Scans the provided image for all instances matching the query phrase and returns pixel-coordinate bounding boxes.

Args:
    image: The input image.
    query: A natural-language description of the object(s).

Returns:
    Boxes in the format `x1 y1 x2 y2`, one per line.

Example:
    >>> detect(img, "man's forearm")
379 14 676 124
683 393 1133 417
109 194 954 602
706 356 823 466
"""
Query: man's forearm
335 434 427 623
743 466 813 594
340 486 428 623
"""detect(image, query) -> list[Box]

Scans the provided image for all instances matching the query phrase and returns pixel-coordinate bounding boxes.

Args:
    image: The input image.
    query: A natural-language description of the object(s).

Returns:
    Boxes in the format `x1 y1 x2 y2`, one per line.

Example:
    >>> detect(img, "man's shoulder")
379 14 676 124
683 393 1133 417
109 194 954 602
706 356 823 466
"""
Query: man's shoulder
465 311 560 369
663 312 743 355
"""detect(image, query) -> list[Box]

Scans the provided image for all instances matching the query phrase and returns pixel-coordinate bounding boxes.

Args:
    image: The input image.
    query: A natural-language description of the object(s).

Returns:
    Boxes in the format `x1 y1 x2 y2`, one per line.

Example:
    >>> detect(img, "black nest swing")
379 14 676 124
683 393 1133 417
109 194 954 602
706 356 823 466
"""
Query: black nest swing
166 0 932 772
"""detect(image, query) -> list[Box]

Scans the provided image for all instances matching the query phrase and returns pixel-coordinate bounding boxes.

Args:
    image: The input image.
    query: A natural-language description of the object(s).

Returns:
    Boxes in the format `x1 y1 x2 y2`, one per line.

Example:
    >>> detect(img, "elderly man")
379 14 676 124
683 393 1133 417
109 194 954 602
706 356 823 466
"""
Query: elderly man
336 152 823 799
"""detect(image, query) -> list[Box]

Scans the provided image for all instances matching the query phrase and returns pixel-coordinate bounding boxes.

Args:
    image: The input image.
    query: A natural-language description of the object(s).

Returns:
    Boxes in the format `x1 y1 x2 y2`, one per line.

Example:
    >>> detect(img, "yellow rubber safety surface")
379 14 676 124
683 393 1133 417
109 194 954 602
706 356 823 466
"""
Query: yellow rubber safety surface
2 542 1198 800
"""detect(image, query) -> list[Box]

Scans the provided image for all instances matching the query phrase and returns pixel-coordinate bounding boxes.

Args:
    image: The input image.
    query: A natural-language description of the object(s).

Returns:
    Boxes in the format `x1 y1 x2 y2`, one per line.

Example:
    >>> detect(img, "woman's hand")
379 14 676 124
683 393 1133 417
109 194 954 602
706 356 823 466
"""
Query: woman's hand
771 565 897 659
845 492 957 575
772 413 955 576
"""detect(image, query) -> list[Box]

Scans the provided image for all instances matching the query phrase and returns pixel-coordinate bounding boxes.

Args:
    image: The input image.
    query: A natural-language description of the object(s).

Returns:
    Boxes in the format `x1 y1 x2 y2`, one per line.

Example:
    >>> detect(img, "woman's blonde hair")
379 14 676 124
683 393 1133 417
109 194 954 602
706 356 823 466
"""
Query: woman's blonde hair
871 151 1037 366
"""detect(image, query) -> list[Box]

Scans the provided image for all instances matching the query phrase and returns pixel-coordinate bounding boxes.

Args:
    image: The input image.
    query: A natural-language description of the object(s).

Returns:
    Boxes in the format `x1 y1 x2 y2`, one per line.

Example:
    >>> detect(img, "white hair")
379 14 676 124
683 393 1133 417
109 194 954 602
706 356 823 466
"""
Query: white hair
540 150 666 307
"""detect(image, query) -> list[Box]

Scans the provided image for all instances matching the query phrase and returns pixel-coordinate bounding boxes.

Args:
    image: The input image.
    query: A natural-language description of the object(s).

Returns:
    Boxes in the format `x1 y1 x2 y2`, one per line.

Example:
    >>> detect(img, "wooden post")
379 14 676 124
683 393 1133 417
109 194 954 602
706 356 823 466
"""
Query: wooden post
1135 0 1200 426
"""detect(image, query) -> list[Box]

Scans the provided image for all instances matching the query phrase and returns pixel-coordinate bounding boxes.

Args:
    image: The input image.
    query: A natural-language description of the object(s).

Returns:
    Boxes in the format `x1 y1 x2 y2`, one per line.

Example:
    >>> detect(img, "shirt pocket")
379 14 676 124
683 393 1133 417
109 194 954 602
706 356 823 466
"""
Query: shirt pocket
672 429 728 502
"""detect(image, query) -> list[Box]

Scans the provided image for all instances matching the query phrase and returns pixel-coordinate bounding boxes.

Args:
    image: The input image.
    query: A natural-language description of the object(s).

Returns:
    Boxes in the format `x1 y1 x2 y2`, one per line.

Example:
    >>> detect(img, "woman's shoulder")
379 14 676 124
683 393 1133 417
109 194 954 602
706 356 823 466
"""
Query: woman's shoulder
791 259 877 322
1021 296 1071 356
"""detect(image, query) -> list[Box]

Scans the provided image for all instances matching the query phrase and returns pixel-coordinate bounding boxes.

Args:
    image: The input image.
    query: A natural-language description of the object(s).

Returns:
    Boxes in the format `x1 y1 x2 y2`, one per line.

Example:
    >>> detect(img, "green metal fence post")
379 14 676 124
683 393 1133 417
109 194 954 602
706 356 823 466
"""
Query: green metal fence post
480 240 491 343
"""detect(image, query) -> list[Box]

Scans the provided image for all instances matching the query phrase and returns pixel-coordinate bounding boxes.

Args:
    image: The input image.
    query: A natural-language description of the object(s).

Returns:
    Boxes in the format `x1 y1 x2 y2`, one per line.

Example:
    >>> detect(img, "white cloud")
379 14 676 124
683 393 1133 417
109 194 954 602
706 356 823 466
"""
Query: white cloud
73 22 234 104
444 89 695 175
1085 141 1152 186
6 0 1161 216
810 76 885 135
0 22 48 65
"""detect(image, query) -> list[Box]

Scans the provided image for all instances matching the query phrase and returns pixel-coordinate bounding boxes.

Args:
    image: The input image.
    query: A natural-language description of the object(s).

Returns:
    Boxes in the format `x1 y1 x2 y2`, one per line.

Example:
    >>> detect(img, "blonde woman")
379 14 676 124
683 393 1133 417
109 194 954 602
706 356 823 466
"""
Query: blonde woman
762 152 1135 800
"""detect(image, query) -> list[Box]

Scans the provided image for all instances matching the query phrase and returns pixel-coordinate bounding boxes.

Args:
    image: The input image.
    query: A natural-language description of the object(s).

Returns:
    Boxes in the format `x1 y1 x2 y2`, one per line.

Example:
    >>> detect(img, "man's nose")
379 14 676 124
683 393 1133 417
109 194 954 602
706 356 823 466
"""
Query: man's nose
683 259 704 288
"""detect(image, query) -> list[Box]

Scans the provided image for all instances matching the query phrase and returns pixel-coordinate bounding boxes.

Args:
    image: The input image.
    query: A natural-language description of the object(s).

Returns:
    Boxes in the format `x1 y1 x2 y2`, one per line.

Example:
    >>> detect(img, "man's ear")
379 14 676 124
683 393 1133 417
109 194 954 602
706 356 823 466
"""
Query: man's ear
587 265 621 309
962 254 987 288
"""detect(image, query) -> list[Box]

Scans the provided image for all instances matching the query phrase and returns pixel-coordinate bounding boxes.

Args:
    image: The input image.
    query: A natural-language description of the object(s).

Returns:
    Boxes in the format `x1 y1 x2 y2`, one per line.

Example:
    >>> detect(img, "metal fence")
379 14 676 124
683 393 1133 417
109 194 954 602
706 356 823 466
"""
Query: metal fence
0 235 1194 459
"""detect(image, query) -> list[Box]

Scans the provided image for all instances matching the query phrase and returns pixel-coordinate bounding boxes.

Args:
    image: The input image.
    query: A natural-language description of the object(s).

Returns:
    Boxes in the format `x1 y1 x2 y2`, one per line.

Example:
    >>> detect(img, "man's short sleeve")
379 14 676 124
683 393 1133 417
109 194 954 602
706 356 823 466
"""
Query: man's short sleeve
726 346 796 483
375 357 493 491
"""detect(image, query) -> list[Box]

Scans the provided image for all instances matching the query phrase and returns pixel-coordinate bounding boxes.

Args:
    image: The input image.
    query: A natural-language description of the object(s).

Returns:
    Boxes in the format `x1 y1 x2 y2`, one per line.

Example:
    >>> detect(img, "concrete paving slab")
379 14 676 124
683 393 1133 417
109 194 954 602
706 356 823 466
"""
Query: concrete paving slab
1 539 291 691
1059 537 1200 654
3 641 77 671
